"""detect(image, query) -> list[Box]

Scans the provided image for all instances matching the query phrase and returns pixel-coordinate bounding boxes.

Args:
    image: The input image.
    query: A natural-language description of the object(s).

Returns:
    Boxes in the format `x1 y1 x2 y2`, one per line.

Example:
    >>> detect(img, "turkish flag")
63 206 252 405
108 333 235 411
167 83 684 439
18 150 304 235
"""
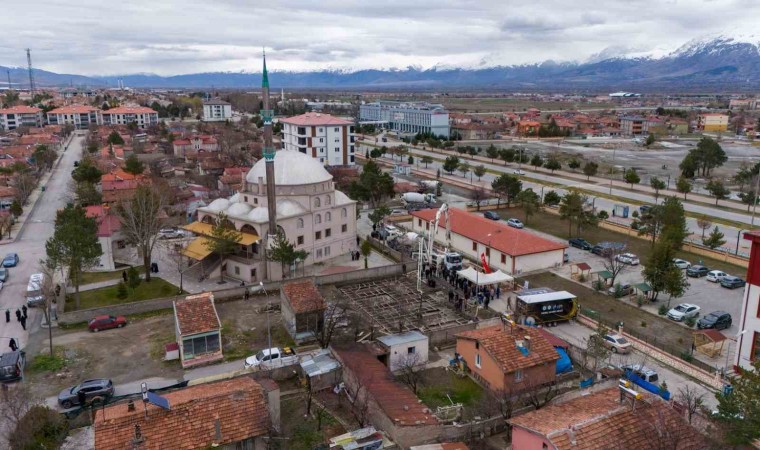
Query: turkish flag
480 253 491 274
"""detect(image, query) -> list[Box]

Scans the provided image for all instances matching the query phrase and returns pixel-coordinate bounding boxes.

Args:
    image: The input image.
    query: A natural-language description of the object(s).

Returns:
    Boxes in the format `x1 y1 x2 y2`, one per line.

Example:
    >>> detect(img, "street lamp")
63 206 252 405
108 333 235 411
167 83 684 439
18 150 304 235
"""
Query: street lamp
726 329 748 372
259 281 272 354
735 229 747 256
609 147 617 195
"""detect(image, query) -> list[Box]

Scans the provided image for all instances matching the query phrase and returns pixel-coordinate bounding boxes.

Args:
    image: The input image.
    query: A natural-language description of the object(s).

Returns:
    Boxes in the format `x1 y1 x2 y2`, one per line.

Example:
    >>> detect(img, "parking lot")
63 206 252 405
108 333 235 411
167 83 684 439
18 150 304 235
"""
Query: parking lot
562 244 746 337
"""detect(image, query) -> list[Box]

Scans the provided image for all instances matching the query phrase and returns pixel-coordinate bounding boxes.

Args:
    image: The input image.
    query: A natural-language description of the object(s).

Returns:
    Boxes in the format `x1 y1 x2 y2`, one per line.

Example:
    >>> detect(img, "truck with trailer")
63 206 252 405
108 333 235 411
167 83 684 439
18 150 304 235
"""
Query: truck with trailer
513 288 578 326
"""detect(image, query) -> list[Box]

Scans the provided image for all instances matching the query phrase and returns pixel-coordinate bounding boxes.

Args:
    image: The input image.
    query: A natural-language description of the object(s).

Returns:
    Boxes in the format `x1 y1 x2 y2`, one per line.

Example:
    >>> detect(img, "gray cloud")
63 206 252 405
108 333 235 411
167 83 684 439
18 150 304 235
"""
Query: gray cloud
1 0 757 75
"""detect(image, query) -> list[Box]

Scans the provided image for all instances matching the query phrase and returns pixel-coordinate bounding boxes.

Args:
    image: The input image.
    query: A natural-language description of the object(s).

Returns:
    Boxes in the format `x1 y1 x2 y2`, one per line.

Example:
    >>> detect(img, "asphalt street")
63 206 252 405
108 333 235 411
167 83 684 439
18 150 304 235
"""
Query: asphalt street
0 133 83 352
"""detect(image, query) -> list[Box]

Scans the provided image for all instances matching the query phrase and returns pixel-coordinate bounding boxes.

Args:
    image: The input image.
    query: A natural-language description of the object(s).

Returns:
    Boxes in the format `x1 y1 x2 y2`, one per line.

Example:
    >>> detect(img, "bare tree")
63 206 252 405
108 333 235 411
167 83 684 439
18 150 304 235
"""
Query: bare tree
676 385 705 425
602 248 628 286
0 383 36 432
583 322 612 373
351 383 372 427
395 352 425 394
160 239 188 293
696 216 712 240
316 295 350 349
642 406 686 450
471 186 487 211
523 378 560 410
39 260 61 356
11 172 37 205
0 214 12 239
116 184 168 282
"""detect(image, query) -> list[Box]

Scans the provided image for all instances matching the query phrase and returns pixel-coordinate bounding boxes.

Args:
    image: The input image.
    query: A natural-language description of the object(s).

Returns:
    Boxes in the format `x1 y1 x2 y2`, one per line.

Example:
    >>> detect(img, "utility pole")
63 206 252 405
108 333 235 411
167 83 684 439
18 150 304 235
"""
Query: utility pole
6 70 10 90
26 48 36 99
751 174 760 228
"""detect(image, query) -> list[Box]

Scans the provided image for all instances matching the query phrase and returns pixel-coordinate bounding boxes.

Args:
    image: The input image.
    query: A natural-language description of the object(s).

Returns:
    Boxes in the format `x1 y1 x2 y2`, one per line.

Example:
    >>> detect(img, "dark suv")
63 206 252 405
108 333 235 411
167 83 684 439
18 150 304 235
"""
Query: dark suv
568 238 592 250
483 211 501 221
0 351 25 383
697 311 732 330
686 265 710 277
58 379 114 408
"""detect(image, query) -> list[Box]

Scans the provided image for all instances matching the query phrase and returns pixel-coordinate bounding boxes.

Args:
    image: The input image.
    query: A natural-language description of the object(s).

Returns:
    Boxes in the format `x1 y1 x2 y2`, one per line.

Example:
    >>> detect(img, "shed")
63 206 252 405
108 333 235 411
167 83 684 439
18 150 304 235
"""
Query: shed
300 348 341 391
693 329 727 358
281 279 325 344
173 292 222 368
376 330 429 371
570 262 592 281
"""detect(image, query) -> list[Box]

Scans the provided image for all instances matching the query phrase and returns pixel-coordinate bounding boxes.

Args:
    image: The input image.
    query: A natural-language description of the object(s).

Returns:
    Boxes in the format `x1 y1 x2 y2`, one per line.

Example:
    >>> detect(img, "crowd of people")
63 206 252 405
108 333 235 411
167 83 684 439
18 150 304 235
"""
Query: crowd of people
419 261 503 313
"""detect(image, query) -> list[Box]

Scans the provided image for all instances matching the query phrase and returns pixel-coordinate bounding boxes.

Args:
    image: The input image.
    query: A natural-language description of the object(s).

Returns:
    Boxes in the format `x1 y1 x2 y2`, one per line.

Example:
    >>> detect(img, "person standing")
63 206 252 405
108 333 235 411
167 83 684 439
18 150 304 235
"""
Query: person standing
20 315 26 331
22 305 28 320
122 270 128 282
9 338 17 352
15 309 21 322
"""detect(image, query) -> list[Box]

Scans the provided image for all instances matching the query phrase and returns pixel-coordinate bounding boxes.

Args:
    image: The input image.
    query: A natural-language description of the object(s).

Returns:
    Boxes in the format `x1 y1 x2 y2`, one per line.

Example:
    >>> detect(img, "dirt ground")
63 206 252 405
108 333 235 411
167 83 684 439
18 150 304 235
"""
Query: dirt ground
278 395 347 450
25 296 293 398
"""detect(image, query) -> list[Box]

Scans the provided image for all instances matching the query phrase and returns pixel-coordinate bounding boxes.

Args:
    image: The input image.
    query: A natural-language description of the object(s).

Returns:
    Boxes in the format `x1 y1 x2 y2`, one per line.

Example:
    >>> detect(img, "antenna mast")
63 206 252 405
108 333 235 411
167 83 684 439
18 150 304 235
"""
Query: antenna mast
26 48 36 99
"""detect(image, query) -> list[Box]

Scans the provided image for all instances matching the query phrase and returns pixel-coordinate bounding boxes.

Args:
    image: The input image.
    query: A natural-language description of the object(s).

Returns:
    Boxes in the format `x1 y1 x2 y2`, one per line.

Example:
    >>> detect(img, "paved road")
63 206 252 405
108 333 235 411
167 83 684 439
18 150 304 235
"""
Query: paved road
0 133 83 351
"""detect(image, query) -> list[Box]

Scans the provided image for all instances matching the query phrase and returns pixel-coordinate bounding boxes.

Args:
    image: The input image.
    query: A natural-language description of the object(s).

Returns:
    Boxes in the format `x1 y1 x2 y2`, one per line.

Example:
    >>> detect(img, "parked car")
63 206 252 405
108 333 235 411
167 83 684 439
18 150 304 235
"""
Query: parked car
686 265 710 277
513 169 525 175
621 364 659 383
88 315 127 332
244 347 298 370
602 334 632 354
615 253 640 265
389 209 408 217
58 379 114 408
381 137 388 142
379 224 402 240
667 303 701 321
483 211 501 221
0 351 25 383
591 241 625 256
568 238 592 250
639 205 652 214
506 218 524 229
563 253 569 263
672 259 691 269
608 283 634 297
706 270 728 283
2 253 18 267
697 311 732 330
720 276 746 289
0 268 8 283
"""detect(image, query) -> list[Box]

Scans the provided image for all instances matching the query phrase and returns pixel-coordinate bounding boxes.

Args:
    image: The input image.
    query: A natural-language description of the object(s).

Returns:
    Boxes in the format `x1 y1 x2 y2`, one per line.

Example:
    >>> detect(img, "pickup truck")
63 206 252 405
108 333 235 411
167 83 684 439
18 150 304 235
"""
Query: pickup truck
244 347 298 370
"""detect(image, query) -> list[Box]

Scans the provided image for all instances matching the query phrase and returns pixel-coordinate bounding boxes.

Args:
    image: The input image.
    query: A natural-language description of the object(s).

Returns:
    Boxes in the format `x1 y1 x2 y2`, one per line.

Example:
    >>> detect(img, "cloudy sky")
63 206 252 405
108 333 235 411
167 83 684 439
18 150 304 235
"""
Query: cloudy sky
2 0 758 76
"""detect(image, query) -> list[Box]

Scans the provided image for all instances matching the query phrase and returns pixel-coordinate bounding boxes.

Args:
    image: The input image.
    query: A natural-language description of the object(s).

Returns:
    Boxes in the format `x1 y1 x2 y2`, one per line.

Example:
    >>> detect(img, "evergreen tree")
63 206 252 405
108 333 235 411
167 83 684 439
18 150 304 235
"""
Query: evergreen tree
491 174 522 207
624 168 641 187
530 154 543 168
544 157 561 173
473 165 487 181
706 179 730 205
516 189 541 225
203 213 242 274
675 176 692 199
107 130 125 145
703 226 726 249
347 160 394 207
649 176 667 202
442 155 460 174
267 231 309 277
582 162 598 180
715 361 760 445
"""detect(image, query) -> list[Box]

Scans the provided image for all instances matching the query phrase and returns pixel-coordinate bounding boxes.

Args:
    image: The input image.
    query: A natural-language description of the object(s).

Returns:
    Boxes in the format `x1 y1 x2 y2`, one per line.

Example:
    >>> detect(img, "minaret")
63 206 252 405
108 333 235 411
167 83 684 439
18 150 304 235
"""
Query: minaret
261 52 278 240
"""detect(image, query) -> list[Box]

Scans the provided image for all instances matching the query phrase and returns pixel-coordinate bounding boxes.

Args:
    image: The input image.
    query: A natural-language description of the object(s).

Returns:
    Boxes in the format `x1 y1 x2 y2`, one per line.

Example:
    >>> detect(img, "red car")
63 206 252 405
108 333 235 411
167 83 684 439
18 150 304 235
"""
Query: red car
88 315 127 332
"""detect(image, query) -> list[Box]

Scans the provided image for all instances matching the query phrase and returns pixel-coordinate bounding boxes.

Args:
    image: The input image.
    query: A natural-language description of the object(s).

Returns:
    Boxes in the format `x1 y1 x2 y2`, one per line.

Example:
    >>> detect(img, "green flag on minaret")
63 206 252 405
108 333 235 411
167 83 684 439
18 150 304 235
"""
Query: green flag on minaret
262 52 270 88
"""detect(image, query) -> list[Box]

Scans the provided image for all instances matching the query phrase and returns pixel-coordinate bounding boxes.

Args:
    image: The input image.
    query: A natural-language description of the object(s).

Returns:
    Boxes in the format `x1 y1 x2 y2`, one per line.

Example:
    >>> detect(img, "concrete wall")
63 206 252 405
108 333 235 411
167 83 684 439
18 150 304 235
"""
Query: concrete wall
515 250 564 275
387 337 429 372
511 427 552 450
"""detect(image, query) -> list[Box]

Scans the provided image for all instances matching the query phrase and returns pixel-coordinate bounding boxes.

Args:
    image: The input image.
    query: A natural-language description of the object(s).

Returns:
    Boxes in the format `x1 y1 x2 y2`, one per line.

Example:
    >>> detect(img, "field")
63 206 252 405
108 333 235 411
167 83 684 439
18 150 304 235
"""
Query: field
65 277 180 310
438 97 615 113
79 266 145 285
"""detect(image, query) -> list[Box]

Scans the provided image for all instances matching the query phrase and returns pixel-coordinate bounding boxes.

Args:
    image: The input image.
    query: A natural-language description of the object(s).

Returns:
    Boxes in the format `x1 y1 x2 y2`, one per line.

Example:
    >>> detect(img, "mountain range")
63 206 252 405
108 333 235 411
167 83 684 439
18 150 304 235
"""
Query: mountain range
2 35 758 91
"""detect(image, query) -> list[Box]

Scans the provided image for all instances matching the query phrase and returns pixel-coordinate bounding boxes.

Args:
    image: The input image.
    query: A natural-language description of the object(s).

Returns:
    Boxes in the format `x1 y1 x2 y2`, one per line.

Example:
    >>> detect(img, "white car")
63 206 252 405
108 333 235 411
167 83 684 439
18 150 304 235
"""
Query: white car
706 270 728 283
159 227 182 239
615 253 640 265
389 209 408 216
513 169 525 175
381 224 402 239
507 218 524 229
667 303 701 321
672 258 691 269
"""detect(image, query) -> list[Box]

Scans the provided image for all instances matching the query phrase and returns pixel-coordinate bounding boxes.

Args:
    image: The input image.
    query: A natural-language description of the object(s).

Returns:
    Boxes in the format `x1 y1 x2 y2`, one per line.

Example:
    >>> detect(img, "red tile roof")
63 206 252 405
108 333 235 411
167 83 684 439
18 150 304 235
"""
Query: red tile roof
85 205 122 237
281 112 353 126
334 345 438 426
457 325 559 373
174 292 221 335
509 387 706 450
48 105 100 114
0 105 42 114
102 106 157 115
411 208 566 256
282 280 325 314
94 377 269 450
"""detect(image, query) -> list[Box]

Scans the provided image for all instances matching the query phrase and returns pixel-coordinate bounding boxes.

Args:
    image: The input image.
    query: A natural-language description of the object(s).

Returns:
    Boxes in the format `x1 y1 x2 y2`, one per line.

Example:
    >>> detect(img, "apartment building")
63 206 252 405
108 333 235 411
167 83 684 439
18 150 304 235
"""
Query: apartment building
620 116 647 135
101 106 159 128
202 98 232 121
696 113 729 132
360 101 450 137
0 105 43 130
47 105 102 128
281 112 356 166
735 231 760 371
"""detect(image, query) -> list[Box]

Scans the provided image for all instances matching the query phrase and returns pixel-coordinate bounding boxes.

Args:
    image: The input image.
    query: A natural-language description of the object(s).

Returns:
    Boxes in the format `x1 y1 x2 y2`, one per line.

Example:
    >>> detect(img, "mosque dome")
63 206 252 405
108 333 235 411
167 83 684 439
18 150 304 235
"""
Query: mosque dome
246 150 332 185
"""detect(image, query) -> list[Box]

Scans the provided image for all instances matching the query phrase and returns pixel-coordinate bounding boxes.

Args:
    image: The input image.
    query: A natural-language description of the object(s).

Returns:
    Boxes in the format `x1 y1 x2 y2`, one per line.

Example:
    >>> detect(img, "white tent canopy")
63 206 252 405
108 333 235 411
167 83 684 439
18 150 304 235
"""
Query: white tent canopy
457 267 514 286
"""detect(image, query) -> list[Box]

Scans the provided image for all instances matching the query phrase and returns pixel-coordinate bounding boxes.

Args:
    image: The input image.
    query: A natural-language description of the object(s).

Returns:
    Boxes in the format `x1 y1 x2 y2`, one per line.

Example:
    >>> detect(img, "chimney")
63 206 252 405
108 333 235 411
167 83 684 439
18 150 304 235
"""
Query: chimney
127 400 136 412
132 424 144 445
214 418 222 441
524 335 531 352
567 428 577 446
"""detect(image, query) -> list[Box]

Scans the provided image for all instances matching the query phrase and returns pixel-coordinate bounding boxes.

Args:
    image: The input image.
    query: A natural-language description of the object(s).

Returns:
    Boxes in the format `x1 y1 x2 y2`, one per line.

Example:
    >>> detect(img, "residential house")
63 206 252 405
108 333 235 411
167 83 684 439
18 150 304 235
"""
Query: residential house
93 377 277 450
47 105 102 128
101 169 147 203
509 386 706 449
410 208 566 275
174 292 223 368
450 123 502 140
203 98 233 121
0 186 17 210
332 345 440 448
0 105 44 130
173 134 219 157
449 113 473 125
376 331 429 371
218 167 249 195
620 116 646 135
667 118 689 135
455 324 559 393
517 120 541 136
101 106 159 128
280 279 325 343
696 113 729 132
85 204 123 271
729 98 757 110
281 112 356 166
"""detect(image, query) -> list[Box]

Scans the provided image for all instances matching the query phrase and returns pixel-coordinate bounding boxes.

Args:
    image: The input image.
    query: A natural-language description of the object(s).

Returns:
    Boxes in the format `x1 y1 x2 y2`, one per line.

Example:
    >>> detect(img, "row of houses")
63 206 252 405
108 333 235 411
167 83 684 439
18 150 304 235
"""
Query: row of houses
0 105 160 131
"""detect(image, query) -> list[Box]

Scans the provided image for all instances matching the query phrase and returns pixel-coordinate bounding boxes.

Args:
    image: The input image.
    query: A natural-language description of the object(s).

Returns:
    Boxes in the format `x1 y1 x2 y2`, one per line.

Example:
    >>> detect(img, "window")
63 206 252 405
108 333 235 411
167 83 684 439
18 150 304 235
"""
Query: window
250 268 256 278
325 196 331 205
234 266 240 275
296 218 304 229
407 346 416 354
334 127 339 132
244 196 248 202
315 231 322 240
325 228 331 237
475 353 481 368
342 224 347 233
254 197 258 204
341 208 347 218
515 369 524 382
475 341 479 349
319 138 324 143
472 241 477 251
315 214 321 224
316 248 323 258
297 235 304 245
325 212 331 222
485 248 490 258
319 128 323 132
314 197 321 207
418 219 422 227
324 246 331 256
501 254 506 264
335 147 340 153
334 138 339 142
182 333 220 360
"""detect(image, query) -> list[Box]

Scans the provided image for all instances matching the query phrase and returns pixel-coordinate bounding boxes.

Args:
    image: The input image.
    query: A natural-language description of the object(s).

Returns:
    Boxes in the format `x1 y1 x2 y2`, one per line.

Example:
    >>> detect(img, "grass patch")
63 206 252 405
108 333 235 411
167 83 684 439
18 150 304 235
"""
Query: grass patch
281 397 344 450
149 328 178 362
418 368 484 409
27 347 67 374
79 266 145 285
65 277 181 311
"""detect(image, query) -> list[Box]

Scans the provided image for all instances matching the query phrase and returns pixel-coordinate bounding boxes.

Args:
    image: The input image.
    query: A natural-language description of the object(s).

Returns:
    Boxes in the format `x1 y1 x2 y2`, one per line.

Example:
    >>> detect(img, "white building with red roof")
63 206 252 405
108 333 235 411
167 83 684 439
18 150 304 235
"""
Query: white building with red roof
101 105 158 128
410 208 567 275
47 105 102 128
281 112 356 166
85 204 123 271
0 105 44 130
172 134 219 157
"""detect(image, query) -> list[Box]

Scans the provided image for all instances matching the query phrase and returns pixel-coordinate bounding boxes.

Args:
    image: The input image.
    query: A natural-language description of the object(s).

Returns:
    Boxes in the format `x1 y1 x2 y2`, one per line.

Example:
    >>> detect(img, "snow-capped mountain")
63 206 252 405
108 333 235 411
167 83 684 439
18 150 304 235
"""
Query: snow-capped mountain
2 34 759 90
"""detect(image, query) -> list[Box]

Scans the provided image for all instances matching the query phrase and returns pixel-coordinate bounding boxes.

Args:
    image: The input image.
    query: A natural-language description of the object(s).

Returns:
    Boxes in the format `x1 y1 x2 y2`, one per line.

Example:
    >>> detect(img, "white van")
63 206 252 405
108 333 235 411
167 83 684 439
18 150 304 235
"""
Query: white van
26 273 45 307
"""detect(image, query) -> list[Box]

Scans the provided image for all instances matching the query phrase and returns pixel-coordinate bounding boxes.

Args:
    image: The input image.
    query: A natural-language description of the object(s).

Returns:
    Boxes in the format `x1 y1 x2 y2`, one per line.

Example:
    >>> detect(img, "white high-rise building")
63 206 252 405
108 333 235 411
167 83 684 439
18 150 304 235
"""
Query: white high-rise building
101 106 158 128
202 98 232 122
360 101 449 137
281 112 356 166
0 105 43 130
